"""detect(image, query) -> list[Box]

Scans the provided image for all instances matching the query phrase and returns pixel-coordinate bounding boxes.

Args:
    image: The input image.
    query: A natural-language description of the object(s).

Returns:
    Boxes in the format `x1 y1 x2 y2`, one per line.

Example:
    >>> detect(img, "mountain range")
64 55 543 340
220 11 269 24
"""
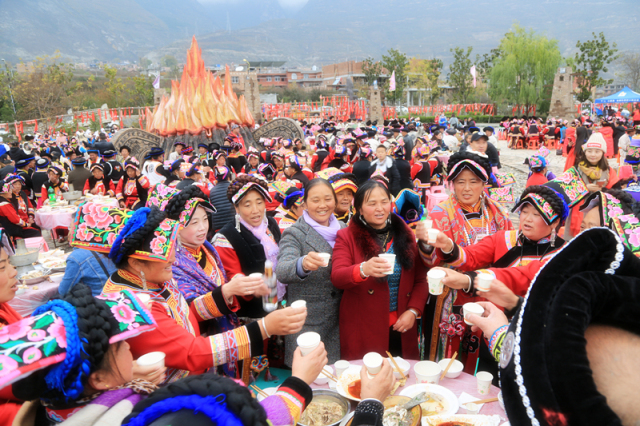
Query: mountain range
1 0 638 69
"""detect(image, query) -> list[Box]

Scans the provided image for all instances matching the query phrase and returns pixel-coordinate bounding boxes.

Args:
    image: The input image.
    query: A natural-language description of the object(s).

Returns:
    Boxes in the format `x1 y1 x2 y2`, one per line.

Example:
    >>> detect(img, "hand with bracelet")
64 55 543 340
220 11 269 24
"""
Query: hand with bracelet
360 257 391 278
392 308 419 333
259 306 308 339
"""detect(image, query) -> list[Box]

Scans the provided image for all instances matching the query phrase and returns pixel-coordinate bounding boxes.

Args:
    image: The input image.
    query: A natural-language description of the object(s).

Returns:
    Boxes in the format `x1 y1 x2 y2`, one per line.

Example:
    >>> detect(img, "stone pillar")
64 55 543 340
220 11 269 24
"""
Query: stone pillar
549 67 576 120
153 88 167 105
243 74 263 123
368 86 383 123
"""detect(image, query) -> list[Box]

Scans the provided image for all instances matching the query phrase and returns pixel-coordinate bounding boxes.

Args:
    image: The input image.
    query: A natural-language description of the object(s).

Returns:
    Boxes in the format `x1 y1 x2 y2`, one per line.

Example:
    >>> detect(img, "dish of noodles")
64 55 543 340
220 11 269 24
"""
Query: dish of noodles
398 384 458 417
300 400 346 426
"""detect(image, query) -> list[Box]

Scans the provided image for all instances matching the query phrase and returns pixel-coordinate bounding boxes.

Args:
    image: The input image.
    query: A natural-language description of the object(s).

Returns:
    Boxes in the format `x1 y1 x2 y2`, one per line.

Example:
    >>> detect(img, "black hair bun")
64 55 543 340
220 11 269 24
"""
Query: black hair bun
227 175 268 202
165 185 207 221
520 185 566 218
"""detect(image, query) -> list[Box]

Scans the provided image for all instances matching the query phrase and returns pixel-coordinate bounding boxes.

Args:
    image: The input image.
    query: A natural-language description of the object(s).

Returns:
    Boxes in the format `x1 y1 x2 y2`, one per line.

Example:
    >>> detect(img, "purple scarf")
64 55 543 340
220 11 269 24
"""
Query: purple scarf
303 210 341 248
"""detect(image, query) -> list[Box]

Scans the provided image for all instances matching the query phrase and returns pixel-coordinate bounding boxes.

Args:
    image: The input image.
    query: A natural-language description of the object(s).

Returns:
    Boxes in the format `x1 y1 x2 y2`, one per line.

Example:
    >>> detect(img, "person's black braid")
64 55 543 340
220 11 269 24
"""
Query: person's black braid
124 373 269 426
520 185 566 217
165 185 207 220
43 284 113 404
227 175 268 202
115 207 167 268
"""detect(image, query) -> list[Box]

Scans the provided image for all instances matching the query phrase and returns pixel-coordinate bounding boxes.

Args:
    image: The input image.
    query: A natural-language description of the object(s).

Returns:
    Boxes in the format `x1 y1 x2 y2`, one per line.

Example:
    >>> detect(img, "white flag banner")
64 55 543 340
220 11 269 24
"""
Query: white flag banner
152 75 160 89
470 66 477 88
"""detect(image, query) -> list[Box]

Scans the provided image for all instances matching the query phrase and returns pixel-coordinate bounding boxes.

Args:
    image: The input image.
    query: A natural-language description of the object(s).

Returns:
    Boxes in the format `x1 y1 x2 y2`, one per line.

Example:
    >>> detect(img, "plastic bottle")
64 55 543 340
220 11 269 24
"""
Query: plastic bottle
262 259 278 313
47 186 56 206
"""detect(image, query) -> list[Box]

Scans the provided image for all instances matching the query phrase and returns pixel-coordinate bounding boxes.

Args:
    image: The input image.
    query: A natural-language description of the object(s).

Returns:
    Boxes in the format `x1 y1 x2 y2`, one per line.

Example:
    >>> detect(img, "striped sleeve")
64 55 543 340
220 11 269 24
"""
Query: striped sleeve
191 287 239 321
261 376 312 426
206 321 263 367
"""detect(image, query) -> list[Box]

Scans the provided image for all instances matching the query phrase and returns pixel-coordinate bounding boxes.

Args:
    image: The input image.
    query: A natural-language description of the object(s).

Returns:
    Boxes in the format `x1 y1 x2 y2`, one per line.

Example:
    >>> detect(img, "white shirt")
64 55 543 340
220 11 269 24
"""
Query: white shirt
143 161 165 186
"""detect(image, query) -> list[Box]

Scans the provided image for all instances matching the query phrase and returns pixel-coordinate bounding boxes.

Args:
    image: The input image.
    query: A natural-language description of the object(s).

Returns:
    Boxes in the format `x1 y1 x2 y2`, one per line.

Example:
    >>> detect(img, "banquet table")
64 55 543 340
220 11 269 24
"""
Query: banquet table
34 206 79 230
8 280 60 316
312 359 507 420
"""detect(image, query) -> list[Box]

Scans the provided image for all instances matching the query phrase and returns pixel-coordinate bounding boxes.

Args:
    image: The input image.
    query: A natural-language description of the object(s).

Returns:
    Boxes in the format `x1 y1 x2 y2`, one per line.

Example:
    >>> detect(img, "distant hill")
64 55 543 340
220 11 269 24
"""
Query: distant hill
151 0 640 67
0 0 218 62
1 0 638 68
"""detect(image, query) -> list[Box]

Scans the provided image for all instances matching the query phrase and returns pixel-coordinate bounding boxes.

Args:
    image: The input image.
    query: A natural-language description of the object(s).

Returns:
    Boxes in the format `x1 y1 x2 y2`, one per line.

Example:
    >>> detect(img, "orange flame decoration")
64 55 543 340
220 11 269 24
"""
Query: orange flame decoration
149 36 255 137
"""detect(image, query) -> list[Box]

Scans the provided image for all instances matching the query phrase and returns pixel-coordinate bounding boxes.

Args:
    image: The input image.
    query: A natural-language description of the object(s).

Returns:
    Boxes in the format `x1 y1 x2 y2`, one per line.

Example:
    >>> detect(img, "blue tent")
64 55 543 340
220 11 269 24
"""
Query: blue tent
594 86 640 104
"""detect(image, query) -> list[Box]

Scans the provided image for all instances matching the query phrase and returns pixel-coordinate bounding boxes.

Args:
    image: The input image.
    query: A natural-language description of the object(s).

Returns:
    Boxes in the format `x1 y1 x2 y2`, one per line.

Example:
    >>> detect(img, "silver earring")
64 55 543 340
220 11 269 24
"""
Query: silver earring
140 270 148 291
235 214 241 232
550 228 556 247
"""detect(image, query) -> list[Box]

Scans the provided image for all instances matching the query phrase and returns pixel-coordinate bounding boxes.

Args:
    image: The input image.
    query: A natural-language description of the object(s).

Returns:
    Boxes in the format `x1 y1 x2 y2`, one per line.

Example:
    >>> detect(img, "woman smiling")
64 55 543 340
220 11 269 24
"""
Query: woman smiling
331 180 428 359
277 179 346 365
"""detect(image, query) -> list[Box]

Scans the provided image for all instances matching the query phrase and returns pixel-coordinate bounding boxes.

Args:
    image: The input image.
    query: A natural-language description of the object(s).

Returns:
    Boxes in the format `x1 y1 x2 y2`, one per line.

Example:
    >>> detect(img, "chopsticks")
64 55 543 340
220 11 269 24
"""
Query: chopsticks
472 397 499 404
440 351 458 380
250 384 269 398
386 351 407 381
322 368 340 383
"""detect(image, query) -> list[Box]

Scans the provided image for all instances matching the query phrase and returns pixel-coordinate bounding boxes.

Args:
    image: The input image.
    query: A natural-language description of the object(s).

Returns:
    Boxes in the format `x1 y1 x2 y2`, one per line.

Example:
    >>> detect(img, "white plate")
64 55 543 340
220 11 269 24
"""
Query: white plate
336 365 364 402
399 383 459 419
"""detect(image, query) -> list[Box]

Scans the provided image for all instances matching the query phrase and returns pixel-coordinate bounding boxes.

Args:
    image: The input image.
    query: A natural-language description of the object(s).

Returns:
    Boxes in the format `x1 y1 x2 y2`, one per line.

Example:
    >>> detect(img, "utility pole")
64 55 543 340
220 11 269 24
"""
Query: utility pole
1 59 16 118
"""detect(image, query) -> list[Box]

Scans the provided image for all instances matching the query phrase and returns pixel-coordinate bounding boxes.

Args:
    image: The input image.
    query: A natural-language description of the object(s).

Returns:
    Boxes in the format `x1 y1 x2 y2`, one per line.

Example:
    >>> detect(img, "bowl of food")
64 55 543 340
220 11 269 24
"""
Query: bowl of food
62 191 82 201
10 248 41 267
256 387 277 402
19 269 49 285
48 272 65 284
42 258 67 272
299 389 350 426
392 357 411 379
437 358 464 379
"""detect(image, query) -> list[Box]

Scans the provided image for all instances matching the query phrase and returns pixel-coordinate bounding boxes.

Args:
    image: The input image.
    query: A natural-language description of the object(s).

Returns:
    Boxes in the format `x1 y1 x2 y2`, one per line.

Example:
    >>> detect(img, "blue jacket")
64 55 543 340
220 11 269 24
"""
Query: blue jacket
58 249 117 296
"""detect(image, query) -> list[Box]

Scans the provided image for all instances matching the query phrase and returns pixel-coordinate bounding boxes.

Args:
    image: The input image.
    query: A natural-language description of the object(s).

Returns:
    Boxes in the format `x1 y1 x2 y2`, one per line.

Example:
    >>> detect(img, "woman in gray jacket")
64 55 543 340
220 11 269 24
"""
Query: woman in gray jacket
276 178 346 366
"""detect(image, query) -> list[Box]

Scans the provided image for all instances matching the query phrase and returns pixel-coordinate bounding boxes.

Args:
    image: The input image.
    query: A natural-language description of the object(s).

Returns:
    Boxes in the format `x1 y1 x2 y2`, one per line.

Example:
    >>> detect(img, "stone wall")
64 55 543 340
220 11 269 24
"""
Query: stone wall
368 87 383 123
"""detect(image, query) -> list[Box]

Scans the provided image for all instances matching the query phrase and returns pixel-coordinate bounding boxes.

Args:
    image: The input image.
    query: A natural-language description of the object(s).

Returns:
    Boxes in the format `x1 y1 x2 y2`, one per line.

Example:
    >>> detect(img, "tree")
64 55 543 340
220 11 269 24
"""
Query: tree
362 57 384 87
139 57 152 69
573 32 619 102
127 75 154 107
13 54 75 120
489 25 561 110
616 52 640 92
447 46 474 103
381 49 408 105
406 57 443 104
475 48 502 81
161 55 178 69
103 65 125 107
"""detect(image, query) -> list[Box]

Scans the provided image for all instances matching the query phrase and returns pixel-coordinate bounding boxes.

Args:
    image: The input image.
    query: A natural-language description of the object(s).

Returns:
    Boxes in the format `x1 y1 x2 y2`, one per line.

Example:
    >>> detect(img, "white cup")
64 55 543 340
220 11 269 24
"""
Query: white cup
423 219 433 229
463 302 485 326
476 273 493 292
297 332 321 356
363 352 383 376
335 360 350 378
427 228 439 244
427 269 446 295
414 360 441 384
476 371 493 395
464 402 480 414
317 252 331 267
291 300 307 310
136 351 166 370
378 253 396 275
249 272 263 278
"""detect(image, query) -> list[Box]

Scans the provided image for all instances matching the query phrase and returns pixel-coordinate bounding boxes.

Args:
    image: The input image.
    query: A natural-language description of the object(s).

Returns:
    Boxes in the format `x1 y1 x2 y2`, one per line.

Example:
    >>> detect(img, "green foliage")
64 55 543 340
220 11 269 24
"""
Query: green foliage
573 32 619 102
489 25 561 109
381 48 409 105
270 85 335 103
447 46 474 103
127 75 154 107
139 57 152 69
407 57 443 103
362 57 384 87
103 65 126 107
161 55 178 69
475 48 502 80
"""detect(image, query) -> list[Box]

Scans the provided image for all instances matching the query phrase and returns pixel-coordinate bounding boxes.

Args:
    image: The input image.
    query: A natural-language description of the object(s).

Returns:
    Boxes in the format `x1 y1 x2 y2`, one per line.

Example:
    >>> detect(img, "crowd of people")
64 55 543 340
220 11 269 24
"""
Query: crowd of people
0 110 638 425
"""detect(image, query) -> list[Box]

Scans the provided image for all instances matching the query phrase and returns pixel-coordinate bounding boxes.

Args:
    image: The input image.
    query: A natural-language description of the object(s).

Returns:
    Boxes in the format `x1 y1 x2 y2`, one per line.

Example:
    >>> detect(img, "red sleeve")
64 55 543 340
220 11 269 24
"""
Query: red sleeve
605 168 619 189
138 176 150 189
330 229 367 291
215 245 244 279
410 163 421 180
83 180 90 195
0 203 24 226
436 232 500 271
309 154 318 171
108 181 115 196
490 261 543 296
115 178 124 200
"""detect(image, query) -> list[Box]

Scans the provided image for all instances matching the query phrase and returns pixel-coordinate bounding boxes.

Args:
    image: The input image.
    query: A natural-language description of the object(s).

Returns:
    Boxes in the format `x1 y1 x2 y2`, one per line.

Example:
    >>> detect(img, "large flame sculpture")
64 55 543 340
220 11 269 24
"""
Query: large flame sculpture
148 37 255 137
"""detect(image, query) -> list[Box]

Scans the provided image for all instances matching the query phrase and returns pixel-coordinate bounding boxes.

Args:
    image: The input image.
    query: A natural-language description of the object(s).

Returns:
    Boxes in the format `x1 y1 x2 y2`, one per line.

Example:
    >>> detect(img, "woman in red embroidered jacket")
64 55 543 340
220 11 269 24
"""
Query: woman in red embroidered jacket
68 204 307 384
0 175 41 239
84 163 116 196
116 158 150 210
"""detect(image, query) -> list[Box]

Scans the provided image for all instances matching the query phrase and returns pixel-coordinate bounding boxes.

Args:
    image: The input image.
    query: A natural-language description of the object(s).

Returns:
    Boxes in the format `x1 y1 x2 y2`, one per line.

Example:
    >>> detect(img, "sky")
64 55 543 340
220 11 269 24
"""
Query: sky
197 0 310 10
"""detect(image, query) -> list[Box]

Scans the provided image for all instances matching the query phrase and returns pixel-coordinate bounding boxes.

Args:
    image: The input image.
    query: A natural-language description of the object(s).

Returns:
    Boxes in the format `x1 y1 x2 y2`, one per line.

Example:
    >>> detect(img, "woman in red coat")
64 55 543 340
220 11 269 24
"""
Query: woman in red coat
331 180 429 360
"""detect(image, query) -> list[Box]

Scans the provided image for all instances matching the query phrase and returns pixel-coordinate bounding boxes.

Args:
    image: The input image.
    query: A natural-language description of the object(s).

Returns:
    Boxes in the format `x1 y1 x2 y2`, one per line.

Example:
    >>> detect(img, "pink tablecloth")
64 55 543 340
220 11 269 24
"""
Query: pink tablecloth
314 359 506 420
8 280 60 316
35 208 78 230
